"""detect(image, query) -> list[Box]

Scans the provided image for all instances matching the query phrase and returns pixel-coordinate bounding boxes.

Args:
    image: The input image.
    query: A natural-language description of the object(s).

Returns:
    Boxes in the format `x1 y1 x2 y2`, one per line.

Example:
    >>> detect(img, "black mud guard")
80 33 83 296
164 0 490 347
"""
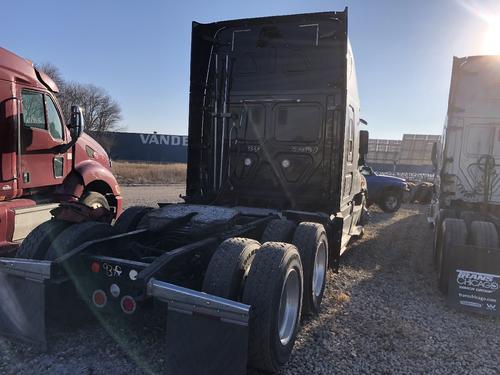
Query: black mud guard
447 245 500 316
0 259 52 349
165 309 249 374
147 279 249 375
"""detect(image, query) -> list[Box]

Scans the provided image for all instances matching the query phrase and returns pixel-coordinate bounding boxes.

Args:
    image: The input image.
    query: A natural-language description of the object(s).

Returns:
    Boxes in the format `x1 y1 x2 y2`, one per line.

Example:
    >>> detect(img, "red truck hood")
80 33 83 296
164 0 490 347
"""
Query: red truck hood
77 132 111 169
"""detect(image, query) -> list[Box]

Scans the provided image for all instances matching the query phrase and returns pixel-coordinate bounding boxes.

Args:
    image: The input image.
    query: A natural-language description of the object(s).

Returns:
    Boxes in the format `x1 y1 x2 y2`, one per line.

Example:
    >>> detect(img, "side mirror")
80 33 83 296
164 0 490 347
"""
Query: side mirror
359 130 369 156
69 105 84 139
360 165 373 176
360 118 368 126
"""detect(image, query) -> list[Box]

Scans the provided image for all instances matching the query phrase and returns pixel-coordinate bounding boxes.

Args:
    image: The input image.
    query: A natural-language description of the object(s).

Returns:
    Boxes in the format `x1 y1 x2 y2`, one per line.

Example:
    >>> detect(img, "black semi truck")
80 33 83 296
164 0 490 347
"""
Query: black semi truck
0 9 369 374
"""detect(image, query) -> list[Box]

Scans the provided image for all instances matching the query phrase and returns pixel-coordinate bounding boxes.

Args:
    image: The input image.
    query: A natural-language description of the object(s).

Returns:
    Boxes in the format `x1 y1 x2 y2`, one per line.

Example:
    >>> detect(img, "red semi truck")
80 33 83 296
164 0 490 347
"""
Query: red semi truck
0 47 122 256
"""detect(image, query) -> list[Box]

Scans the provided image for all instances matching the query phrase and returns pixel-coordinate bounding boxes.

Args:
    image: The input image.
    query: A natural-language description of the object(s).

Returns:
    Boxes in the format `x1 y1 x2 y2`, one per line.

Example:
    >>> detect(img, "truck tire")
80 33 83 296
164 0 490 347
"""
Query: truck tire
433 208 456 268
459 211 485 232
81 191 110 211
261 219 296 243
202 238 261 300
114 206 152 233
16 220 72 260
292 222 328 315
470 221 498 248
243 242 303 373
45 221 117 260
379 191 402 213
438 218 467 293
414 183 433 204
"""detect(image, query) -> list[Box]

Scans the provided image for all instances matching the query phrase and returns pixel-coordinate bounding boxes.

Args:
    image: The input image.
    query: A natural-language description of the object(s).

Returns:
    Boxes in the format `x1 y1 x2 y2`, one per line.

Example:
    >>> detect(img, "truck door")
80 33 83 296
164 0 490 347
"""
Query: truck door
18 89 69 191
0 89 17 200
340 105 357 247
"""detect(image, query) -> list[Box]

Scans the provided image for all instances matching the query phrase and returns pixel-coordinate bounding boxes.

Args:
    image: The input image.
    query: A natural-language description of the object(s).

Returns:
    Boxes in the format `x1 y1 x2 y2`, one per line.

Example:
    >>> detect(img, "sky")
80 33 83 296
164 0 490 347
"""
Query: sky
2 0 500 139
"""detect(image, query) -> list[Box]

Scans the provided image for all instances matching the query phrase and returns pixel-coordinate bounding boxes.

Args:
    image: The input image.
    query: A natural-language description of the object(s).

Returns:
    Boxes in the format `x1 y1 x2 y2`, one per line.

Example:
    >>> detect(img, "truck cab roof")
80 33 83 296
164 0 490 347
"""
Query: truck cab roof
0 47 59 93
448 55 500 118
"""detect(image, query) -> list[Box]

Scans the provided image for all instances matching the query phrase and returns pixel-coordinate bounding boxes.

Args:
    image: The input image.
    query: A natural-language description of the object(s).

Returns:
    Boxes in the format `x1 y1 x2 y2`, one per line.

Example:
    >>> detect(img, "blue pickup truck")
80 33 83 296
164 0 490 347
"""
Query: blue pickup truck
360 166 408 213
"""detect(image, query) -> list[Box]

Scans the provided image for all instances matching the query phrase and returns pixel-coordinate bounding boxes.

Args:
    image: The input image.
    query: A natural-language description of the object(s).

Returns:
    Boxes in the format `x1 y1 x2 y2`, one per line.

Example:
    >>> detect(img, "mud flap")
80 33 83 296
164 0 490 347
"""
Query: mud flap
147 279 250 375
165 309 248 375
0 259 52 349
447 245 500 316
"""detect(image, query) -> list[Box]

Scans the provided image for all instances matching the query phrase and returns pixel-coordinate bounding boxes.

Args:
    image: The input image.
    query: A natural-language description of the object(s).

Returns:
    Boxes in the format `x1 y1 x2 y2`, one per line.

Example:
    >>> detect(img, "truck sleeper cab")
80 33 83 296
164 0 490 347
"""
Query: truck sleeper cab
431 55 500 316
0 10 368 374
0 47 122 255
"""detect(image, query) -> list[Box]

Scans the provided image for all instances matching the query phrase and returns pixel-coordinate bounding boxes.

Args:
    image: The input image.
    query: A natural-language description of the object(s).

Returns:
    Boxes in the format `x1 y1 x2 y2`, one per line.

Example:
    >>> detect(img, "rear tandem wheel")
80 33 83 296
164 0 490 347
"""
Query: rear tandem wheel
114 206 153 233
45 221 117 260
292 222 329 315
16 220 72 260
261 219 297 243
469 220 498 248
202 237 261 300
433 208 456 268
437 218 467 293
243 242 303 373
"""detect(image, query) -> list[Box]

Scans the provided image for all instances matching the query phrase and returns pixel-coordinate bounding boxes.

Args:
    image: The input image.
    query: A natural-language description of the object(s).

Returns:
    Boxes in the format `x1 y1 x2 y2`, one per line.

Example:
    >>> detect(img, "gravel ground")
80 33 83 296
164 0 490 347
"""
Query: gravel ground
0 188 498 374
283 206 499 375
120 184 185 209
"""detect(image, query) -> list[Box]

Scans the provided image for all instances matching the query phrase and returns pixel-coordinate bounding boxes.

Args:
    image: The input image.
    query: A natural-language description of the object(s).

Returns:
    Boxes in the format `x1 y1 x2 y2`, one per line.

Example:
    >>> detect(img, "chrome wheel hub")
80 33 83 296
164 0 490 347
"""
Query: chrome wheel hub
278 268 300 345
312 241 327 298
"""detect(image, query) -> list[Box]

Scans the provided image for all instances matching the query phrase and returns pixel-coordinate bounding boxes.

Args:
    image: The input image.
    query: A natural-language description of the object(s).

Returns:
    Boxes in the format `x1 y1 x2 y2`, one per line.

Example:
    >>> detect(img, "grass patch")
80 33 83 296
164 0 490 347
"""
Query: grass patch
112 161 186 185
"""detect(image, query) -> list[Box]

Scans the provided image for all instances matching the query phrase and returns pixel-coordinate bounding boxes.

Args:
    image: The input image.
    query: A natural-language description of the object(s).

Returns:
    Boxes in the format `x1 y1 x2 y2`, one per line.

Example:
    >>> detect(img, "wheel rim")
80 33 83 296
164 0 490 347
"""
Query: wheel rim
312 241 327 298
385 196 398 210
278 268 300 346
90 202 103 209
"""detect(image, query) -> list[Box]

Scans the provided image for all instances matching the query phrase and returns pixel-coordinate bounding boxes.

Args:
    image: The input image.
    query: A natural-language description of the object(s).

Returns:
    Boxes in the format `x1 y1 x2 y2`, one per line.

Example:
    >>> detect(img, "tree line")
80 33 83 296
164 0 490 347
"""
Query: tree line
37 63 122 132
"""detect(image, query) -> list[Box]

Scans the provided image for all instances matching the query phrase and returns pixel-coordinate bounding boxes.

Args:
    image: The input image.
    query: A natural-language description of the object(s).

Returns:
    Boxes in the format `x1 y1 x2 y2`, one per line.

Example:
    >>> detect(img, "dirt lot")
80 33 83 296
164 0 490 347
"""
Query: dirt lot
120 184 185 209
1 186 498 374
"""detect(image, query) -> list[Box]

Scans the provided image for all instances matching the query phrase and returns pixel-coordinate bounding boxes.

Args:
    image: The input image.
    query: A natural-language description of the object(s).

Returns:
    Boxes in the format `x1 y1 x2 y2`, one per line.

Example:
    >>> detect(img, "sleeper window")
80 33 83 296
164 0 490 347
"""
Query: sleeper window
275 104 321 142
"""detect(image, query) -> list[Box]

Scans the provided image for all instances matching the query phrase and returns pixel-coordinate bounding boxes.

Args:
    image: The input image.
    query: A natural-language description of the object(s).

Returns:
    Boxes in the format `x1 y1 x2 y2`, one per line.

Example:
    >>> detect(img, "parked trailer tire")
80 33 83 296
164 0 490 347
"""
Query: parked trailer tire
292 222 328 315
202 238 261 300
45 221 117 260
379 191 402 213
261 219 296 243
243 242 303 373
114 206 153 233
470 221 499 248
433 208 456 269
437 218 467 293
16 220 72 260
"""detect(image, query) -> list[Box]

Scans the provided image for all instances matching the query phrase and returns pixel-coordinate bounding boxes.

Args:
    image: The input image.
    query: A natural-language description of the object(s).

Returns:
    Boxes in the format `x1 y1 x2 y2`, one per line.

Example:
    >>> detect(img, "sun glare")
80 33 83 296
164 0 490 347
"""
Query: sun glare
457 0 500 55
483 17 500 55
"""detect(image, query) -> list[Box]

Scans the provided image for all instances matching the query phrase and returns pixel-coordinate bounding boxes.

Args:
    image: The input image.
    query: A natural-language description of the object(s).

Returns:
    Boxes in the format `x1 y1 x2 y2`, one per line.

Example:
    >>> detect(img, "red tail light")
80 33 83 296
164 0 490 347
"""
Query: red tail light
121 296 136 314
91 262 100 273
92 290 107 308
